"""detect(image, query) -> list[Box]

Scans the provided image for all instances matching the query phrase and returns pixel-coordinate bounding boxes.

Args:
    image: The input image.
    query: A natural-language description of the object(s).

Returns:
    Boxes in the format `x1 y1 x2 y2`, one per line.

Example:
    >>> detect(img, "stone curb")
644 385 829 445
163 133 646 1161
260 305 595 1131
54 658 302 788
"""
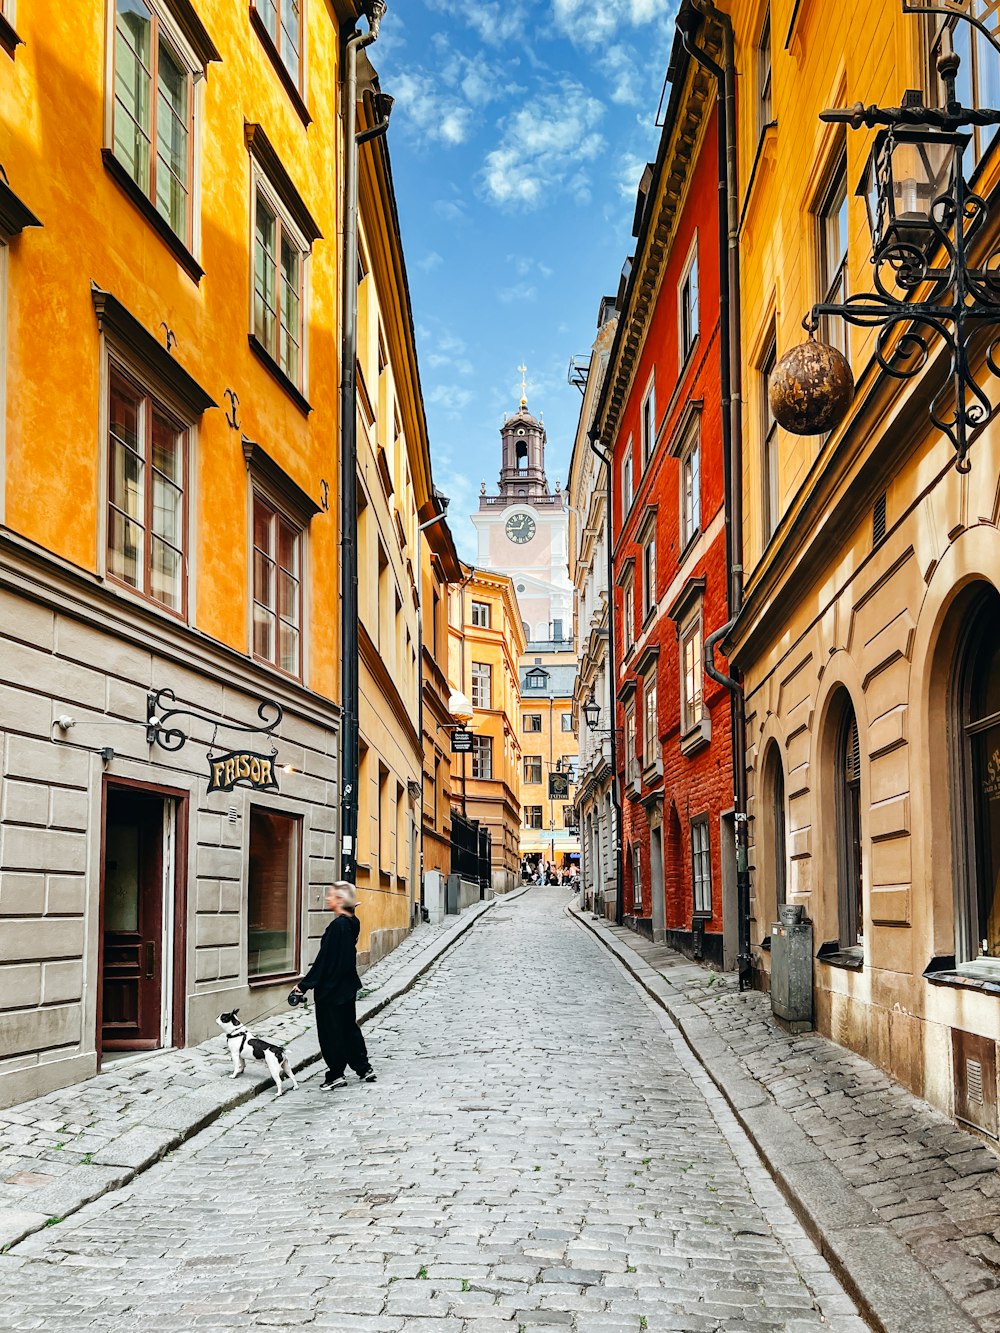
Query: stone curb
567 903 981 1333
1 893 510 1255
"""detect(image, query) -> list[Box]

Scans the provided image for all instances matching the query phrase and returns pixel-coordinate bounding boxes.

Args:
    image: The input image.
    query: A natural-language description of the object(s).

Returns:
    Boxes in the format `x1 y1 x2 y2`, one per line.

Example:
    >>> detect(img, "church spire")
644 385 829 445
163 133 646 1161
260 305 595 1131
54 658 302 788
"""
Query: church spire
518 362 528 411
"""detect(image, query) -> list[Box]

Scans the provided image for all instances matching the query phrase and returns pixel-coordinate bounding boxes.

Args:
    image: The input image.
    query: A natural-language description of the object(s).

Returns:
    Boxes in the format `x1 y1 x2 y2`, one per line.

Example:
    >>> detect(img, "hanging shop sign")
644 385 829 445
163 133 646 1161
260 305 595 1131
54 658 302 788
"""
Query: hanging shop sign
451 728 474 753
548 771 570 800
207 750 280 794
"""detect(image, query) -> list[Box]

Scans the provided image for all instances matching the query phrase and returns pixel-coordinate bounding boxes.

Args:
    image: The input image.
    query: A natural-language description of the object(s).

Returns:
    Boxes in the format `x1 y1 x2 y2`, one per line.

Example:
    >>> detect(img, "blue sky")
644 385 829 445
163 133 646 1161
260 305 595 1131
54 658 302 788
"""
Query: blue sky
375 0 678 561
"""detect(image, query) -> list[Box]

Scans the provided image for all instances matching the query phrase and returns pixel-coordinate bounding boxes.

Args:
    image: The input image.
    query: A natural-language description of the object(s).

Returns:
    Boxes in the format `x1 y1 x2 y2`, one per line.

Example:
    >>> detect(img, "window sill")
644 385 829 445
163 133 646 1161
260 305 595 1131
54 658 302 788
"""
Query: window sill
249 5 312 127
248 334 312 415
642 604 658 630
678 335 699 380
924 956 1000 994
817 941 864 972
101 150 203 283
105 572 188 625
677 528 701 566
0 10 21 56
680 717 711 756
249 970 301 988
251 650 303 686
642 758 663 783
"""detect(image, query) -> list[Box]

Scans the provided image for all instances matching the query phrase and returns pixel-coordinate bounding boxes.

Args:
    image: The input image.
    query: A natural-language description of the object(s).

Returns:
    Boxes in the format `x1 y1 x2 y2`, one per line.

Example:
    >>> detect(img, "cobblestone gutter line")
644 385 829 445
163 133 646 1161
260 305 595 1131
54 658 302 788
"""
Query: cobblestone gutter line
0 891 515 1255
568 904 984 1333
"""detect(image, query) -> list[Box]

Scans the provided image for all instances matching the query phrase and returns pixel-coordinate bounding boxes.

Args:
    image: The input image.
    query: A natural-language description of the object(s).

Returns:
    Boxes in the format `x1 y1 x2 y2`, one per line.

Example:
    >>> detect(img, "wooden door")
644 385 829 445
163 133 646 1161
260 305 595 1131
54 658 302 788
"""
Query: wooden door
101 790 164 1051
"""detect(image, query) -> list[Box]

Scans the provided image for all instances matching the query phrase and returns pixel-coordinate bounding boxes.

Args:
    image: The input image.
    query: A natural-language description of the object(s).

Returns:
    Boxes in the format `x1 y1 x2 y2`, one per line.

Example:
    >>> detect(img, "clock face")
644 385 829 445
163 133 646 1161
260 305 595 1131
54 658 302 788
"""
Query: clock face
505 513 536 545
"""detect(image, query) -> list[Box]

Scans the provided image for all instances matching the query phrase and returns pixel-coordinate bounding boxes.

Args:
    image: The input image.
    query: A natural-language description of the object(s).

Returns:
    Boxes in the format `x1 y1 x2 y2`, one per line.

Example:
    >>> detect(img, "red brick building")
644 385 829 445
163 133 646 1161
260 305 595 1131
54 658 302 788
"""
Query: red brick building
590 21 737 967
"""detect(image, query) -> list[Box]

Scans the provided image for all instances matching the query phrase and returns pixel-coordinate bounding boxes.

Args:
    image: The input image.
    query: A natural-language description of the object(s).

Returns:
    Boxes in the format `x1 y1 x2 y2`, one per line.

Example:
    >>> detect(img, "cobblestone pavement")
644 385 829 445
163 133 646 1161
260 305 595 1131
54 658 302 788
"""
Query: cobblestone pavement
1 887 864 1332
0 905 484 1243
587 917 1000 1330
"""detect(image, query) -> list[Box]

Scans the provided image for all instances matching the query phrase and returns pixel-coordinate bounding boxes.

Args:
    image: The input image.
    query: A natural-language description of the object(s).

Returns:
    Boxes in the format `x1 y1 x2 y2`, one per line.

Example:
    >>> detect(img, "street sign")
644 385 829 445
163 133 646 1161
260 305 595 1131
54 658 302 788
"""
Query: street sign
548 771 570 800
451 729 474 753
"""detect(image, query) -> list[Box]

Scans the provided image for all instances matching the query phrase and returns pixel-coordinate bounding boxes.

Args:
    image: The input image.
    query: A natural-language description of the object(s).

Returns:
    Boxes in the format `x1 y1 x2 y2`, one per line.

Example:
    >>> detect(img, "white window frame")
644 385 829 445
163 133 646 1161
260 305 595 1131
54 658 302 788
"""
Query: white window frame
817 153 849 357
621 441 633 515
625 707 639 788
642 532 656 620
678 236 700 366
680 611 704 737
632 843 643 909
525 805 543 829
471 660 492 709
757 6 772 136
679 416 701 548
523 755 542 785
250 163 311 392
471 735 492 780
623 578 635 655
641 375 656 467
471 600 491 628
692 818 712 916
761 327 779 542
643 673 658 769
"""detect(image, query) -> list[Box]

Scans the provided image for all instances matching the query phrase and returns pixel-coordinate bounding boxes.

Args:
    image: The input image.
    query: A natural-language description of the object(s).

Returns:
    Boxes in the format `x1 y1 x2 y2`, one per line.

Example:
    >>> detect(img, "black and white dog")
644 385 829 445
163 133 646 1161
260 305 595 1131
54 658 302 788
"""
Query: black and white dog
216 1010 298 1098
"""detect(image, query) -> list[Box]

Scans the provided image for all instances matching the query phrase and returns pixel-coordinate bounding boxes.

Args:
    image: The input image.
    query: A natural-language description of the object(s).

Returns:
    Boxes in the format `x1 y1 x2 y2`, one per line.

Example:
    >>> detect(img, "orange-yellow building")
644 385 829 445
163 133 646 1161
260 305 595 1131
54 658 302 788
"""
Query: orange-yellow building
0 0 434 1108
449 567 524 893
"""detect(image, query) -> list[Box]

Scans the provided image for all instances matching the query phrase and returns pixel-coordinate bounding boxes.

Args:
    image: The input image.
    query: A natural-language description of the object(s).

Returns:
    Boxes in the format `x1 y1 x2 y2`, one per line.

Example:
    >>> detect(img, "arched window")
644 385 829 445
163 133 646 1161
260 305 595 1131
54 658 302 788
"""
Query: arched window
516 441 529 470
836 701 863 950
958 590 1000 961
772 750 787 910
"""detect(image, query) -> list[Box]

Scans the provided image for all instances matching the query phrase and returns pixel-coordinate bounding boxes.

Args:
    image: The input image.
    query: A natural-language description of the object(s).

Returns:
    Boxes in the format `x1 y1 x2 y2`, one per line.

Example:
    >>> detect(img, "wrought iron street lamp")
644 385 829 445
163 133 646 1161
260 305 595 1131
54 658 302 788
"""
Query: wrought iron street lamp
582 689 603 732
769 8 1000 473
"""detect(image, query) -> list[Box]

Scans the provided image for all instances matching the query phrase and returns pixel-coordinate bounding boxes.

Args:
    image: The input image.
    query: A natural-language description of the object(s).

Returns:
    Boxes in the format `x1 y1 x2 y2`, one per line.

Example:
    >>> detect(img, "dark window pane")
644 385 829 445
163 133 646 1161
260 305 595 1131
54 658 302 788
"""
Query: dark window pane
247 809 299 978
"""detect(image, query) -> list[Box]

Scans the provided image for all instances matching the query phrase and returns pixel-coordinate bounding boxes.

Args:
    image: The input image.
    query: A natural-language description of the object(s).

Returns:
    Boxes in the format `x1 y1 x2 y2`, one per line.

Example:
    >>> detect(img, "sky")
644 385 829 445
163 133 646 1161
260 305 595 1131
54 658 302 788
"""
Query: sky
374 0 680 562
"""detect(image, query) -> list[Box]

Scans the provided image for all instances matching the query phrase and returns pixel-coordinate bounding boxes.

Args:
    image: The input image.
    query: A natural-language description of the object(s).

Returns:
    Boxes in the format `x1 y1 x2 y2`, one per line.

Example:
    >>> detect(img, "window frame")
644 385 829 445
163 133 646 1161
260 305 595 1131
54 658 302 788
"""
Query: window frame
641 376 656 468
835 703 863 951
523 755 543 785
471 660 492 709
251 489 304 680
625 706 639 789
691 817 712 918
623 578 635 655
678 237 700 367
471 600 491 628
926 15 1000 168
524 804 543 830
757 6 772 138
816 152 849 357
252 168 309 396
523 713 542 733
632 843 643 910
560 713 574 733
760 325 779 544
105 359 190 620
246 805 302 984
621 441 634 515
642 530 657 620
643 673 658 770
471 735 492 780
680 610 705 738
250 0 307 111
678 416 701 550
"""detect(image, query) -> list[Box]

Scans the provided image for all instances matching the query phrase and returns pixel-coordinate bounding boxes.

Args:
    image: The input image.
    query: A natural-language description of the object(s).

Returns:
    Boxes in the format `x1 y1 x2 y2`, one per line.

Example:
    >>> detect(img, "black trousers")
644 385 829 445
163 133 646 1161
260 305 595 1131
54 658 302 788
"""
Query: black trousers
315 999 369 1078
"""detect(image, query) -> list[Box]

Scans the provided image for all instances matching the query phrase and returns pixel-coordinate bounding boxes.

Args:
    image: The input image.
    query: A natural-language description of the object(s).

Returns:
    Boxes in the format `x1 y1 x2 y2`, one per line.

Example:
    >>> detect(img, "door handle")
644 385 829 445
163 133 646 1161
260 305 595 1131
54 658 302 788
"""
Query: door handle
145 941 155 979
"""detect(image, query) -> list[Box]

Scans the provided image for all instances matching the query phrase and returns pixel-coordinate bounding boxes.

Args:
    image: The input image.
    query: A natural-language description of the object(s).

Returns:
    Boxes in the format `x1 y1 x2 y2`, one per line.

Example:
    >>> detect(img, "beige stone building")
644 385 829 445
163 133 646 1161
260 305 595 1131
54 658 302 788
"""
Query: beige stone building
726 0 1000 1131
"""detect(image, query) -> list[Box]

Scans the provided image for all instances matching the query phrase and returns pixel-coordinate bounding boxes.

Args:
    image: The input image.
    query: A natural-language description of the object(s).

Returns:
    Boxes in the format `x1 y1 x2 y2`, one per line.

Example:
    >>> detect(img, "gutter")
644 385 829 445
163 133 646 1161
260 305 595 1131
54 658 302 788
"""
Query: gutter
676 0 752 990
339 1 388 884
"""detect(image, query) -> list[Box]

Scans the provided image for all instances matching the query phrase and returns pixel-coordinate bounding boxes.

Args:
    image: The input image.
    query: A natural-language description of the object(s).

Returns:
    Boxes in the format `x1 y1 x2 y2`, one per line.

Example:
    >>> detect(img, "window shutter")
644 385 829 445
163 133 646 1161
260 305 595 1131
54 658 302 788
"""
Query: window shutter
845 716 860 785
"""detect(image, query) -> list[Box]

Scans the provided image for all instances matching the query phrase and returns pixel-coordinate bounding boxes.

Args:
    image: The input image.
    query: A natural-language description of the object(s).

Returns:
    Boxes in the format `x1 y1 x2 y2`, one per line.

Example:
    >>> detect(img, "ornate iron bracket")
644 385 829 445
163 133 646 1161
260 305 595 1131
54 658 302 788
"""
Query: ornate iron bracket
146 687 284 752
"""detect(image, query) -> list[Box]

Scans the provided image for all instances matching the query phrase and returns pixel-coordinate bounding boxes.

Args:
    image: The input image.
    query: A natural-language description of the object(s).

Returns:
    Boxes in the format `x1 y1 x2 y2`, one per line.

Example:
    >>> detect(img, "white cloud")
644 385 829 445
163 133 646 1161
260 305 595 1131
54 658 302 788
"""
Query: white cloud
603 44 643 106
508 254 554 279
417 251 444 272
498 281 537 305
422 327 474 378
480 81 606 211
553 0 672 48
425 0 529 47
616 151 647 202
428 384 476 417
434 197 468 224
392 70 473 146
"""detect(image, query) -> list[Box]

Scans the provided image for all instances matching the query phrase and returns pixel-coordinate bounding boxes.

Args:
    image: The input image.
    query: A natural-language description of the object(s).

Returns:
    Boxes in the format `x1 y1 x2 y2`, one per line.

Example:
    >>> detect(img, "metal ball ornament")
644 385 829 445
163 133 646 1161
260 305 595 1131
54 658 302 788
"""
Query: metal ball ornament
768 339 855 436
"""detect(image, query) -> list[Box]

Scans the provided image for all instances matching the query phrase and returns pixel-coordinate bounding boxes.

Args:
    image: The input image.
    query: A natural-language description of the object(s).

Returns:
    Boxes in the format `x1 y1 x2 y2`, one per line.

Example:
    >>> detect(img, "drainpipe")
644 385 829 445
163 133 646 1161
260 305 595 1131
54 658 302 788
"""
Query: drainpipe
677 1 752 990
340 1 388 885
588 429 625 926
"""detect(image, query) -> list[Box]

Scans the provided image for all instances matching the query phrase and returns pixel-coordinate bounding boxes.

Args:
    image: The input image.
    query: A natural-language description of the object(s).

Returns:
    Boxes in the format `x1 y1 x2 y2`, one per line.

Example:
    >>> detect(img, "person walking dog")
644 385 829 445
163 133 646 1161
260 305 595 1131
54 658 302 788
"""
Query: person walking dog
291 882 376 1090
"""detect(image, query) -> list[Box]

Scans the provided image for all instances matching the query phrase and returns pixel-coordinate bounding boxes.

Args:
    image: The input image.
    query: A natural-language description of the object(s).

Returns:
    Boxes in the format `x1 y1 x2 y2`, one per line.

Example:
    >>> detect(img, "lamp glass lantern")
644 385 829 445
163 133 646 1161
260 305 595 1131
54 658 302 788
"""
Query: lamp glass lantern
859 124 966 258
582 692 601 731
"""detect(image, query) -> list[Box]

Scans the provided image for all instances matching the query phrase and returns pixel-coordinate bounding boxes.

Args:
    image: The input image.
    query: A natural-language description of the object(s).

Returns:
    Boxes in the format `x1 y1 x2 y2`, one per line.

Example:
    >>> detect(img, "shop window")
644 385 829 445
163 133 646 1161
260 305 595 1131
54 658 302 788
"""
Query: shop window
252 493 302 677
836 701 863 951
247 807 300 980
958 592 1000 962
692 818 712 916
632 844 643 909
107 366 188 615
768 747 788 911
524 755 542 784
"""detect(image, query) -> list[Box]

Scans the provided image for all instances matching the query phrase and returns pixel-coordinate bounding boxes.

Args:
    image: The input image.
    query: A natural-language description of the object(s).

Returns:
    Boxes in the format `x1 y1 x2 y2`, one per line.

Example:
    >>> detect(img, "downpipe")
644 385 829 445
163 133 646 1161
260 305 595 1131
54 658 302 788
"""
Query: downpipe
340 1 388 883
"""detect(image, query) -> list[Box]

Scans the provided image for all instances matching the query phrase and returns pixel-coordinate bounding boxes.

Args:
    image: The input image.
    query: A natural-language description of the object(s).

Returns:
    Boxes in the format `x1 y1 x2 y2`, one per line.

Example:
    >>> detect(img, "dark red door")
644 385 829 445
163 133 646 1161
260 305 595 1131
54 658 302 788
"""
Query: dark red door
101 790 164 1052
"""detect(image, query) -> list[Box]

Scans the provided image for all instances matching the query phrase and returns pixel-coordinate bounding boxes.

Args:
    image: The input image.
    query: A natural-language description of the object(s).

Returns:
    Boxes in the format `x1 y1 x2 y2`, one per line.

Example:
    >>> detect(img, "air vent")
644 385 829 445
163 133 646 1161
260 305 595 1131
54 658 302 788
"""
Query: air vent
953 1029 998 1137
873 492 887 547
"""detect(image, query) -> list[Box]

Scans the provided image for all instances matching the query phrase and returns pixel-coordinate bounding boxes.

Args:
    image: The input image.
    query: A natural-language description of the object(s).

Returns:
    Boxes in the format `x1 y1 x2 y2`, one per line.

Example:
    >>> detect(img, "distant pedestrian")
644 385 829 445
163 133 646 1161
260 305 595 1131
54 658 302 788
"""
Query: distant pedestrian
291 882 376 1090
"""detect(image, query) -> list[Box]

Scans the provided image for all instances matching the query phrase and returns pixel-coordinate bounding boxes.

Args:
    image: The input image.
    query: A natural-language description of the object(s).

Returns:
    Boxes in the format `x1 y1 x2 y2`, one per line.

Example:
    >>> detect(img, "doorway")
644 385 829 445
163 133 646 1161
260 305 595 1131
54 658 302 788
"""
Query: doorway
99 783 185 1058
650 824 665 942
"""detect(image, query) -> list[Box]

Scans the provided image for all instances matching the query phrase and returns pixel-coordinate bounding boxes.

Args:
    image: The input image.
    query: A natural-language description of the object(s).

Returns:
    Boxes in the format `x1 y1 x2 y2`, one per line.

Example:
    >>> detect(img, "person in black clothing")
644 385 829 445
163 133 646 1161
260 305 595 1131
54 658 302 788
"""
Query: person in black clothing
292 881 375 1090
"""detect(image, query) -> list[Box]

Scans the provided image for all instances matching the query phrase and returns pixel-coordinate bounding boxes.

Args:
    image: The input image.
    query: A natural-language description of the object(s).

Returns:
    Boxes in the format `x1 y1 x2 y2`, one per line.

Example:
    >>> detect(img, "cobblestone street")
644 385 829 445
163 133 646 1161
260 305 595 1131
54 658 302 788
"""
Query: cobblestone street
1 888 863 1332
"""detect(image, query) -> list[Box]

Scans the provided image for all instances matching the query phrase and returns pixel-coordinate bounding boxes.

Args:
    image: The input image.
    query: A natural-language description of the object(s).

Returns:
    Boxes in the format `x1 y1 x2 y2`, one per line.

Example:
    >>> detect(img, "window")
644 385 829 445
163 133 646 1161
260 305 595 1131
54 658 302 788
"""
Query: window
679 242 699 364
524 755 542 784
471 600 491 628
111 0 194 244
757 7 772 136
253 493 302 676
523 713 542 733
107 367 187 614
526 669 547 689
632 844 643 909
561 714 574 732
692 819 712 916
552 618 564 642
378 764 391 875
623 581 635 654
836 702 863 949
958 589 1000 961
928 16 1000 167
471 661 492 709
761 328 779 543
817 156 849 356
254 182 306 389
562 806 577 829
621 444 634 515
625 707 639 787
641 378 656 466
771 752 787 911
681 615 704 735
643 676 658 769
642 533 657 618
247 808 300 979
471 736 492 780
679 419 701 548
252 0 302 91
525 805 543 829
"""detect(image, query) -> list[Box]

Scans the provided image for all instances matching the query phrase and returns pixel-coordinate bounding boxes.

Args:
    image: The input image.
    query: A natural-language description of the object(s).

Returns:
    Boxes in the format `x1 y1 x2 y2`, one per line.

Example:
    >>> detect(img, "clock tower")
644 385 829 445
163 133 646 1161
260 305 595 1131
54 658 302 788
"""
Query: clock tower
471 380 572 645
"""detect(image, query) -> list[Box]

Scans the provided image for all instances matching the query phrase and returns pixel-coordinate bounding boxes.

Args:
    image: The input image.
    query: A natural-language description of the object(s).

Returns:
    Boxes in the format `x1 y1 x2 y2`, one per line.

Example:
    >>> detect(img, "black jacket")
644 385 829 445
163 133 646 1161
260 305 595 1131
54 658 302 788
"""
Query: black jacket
299 911 362 1004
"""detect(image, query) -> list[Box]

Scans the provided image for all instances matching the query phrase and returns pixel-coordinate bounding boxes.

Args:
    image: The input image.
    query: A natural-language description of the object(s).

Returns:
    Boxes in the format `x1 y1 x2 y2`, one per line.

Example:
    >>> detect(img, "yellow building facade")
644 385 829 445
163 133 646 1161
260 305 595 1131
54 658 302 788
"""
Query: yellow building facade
0 0 433 1107
724 0 1000 1127
518 649 580 874
449 568 524 894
